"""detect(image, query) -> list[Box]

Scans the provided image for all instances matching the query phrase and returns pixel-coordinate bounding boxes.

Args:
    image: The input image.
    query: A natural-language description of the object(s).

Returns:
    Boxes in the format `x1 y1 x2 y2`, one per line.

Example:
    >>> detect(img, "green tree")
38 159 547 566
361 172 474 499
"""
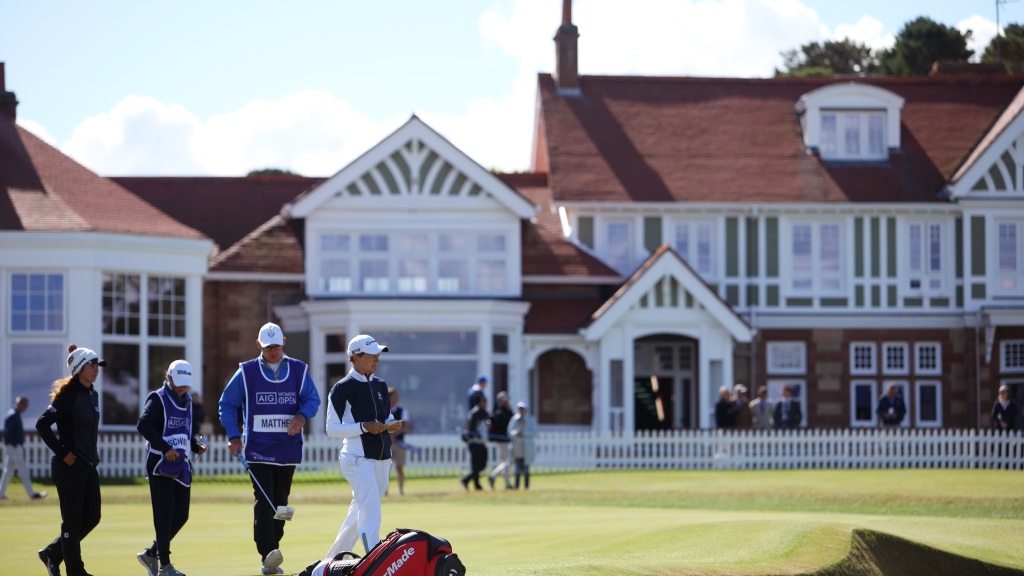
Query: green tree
982 22 1024 74
776 38 878 77
878 16 973 76
247 168 301 177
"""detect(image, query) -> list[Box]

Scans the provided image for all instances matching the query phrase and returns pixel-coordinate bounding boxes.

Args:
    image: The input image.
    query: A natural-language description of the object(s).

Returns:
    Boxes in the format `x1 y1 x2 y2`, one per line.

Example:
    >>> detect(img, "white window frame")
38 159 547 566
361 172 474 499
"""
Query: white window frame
312 229 514 297
766 341 806 375
914 380 943 428
9 271 66 334
994 219 1023 295
1001 340 1024 373
850 342 877 375
820 110 887 161
914 342 942 376
905 220 946 294
602 218 636 276
850 380 877 427
766 379 807 428
670 219 717 279
882 342 910 375
787 221 844 294
881 380 911 429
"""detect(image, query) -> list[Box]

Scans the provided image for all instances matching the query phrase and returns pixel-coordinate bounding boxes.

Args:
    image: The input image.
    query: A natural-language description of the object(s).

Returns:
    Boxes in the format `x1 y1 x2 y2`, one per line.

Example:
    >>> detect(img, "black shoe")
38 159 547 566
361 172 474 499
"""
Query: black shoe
32 491 48 499
459 478 469 491
39 549 61 576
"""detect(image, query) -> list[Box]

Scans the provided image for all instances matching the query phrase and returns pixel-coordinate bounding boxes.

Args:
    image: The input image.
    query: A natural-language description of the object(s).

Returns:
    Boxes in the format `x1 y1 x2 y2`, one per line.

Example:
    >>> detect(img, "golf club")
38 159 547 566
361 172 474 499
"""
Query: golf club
191 435 207 465
236 453 296 521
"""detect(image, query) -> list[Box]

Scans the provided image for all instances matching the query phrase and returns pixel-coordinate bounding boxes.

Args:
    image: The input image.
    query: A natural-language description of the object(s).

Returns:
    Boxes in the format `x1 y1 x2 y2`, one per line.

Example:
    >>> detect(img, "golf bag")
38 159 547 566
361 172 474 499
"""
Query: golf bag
298 528 465 576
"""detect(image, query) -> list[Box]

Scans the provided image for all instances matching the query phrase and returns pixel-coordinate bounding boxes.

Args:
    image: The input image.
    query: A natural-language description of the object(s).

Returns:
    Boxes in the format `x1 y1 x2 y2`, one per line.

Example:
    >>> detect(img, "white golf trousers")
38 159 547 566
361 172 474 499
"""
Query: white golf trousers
327 453 391 559
0 444 37 498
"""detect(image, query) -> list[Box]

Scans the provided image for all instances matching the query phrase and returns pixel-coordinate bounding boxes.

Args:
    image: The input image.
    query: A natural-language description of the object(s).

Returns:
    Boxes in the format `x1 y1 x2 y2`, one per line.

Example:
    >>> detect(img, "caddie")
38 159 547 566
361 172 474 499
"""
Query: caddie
218 322 321 575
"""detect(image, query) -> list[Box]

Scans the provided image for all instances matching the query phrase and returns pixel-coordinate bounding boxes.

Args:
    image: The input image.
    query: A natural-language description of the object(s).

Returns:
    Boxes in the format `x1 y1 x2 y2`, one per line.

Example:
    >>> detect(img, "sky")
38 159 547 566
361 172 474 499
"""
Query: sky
0 1 1014 177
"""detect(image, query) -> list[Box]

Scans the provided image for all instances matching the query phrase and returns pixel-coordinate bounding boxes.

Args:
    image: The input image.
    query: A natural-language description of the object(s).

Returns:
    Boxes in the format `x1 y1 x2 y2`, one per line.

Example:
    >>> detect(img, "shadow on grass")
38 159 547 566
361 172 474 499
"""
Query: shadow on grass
809 529 1024 576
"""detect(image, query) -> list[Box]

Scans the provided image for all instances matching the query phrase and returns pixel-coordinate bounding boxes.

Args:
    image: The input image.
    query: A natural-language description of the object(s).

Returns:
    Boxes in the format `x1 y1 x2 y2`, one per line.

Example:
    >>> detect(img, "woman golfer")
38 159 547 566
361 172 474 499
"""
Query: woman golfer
36 344 105 576
136 360 207 576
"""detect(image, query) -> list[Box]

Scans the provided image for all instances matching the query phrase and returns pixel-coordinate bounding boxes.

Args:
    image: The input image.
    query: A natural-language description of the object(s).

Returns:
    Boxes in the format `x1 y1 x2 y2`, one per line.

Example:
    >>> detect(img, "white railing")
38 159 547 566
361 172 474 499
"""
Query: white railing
10 428 1023 479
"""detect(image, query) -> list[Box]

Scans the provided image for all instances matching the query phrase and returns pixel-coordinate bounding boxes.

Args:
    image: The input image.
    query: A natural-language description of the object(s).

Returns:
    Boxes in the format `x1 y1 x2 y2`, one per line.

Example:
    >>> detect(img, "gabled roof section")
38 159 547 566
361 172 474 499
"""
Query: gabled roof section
537 74 1024 205
115 175 322 252
948 84 1024 198
287 115 536 219
582 245 752 343
500 172 619 281
208 215 304 274
0 117 205 239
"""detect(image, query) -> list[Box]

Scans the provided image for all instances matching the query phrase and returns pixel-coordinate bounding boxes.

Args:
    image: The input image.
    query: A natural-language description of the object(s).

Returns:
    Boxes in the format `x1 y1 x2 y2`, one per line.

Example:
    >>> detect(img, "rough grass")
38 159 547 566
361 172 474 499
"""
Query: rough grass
1 469 1022 575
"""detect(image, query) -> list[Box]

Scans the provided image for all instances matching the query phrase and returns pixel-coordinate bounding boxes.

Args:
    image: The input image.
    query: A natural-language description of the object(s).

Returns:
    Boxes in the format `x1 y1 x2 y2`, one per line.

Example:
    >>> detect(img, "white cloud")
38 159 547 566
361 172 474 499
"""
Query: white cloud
959 15 998 61
834 16 894 51
15 118 57 147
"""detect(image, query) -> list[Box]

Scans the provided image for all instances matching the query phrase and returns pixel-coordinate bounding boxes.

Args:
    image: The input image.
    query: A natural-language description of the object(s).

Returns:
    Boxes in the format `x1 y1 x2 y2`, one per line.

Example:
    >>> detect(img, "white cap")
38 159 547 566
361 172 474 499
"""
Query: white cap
167 360 193 388
67 346 106 376
516 401 529 409
257 322 285 347
347 334 389 356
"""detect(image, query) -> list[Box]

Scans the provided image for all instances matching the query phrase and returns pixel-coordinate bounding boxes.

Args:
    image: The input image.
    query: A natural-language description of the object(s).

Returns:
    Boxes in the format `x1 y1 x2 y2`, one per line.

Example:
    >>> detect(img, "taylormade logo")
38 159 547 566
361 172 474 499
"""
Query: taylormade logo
383 546 415 576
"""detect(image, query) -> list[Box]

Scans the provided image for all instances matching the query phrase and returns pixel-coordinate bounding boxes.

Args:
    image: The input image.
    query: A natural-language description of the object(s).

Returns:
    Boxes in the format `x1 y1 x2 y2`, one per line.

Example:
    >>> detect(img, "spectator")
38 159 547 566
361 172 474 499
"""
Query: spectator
460 395 489 491
467 375 487 411
991 384 1018 432
749 386 774 430
508 401 536 490
0 396 47 500
189 392 205 439
388 386 410 496
714 386 736 428
218 322 321 575
487 392 514 490
876 383 906 427
733 385 752 429
773 384 802 430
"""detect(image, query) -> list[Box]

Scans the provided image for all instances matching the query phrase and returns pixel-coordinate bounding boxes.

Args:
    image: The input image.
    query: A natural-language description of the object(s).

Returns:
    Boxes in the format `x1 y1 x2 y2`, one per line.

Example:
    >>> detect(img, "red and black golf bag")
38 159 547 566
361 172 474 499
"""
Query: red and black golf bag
297 528 465 576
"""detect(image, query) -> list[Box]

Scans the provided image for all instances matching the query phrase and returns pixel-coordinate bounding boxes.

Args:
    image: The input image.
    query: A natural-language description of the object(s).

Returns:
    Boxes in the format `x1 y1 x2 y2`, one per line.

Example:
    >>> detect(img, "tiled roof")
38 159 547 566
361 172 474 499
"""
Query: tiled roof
537 74 1024 204
499 172 619 280
522 288 607 334
114 175 322 252
208 215 305 274
0 118 205 239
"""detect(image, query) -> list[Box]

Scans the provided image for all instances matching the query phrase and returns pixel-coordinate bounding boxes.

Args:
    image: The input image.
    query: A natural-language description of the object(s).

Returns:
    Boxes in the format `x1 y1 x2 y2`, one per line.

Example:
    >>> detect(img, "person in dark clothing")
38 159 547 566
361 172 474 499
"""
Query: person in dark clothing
487 392 514 490
36 344 105 576
773 384 803 430
714 386 736 428
189 392 205 438
1 396 47 500
461 396 490 491
876 383 907 427
992 385 1018 432
136 360 207 576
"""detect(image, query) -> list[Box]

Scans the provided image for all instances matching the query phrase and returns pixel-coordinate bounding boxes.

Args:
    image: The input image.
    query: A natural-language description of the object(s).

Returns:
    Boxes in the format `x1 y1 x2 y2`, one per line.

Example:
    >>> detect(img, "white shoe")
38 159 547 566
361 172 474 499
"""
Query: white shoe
262 549 283 575
137 550 158 576
157 564 187 576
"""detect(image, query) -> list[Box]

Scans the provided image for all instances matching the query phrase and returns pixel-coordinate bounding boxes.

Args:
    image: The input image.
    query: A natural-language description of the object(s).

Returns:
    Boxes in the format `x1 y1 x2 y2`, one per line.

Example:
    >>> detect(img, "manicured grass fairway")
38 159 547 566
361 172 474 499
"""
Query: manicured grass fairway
2 469 1022 575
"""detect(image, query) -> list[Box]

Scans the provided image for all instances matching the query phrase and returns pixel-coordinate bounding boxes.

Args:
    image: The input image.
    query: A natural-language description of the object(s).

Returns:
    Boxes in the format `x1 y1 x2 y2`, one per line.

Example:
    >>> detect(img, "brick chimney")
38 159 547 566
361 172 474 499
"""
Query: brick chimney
0 62 18 120
554 0 581 96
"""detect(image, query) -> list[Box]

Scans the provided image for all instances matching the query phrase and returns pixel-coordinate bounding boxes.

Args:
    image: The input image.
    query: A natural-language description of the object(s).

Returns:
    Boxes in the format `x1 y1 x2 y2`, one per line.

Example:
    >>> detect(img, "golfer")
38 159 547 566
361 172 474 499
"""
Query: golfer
324 334 402 558
36 344 104 576
136 360 207 576
218 322 321 575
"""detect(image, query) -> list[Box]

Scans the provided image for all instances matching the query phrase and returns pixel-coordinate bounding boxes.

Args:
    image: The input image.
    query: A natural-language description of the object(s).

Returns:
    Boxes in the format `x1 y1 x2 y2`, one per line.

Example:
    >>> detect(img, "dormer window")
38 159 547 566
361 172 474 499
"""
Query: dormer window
820 110 886 161
796 83 904 163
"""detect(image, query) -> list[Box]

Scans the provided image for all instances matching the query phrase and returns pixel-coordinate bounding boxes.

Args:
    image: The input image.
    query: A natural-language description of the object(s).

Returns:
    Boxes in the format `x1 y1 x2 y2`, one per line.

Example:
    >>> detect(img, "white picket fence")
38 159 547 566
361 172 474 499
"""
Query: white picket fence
10 428 1023 480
